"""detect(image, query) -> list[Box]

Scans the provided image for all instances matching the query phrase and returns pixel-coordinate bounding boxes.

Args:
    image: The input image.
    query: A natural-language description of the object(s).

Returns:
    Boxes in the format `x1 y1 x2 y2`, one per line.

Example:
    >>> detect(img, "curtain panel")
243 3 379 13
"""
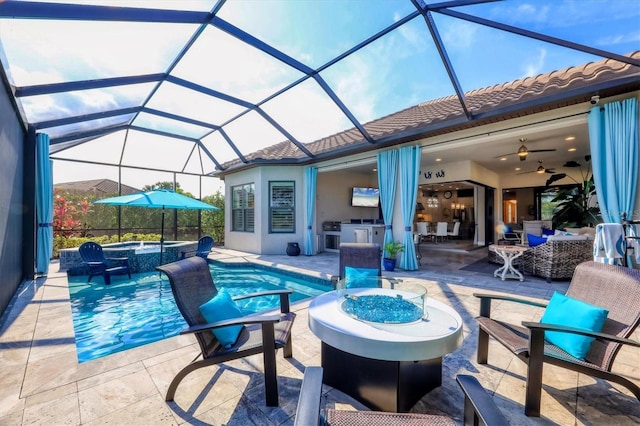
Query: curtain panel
303 167 317 255
588 97 639 222
36 133 53 275
398 145 421 270
377 150 399 256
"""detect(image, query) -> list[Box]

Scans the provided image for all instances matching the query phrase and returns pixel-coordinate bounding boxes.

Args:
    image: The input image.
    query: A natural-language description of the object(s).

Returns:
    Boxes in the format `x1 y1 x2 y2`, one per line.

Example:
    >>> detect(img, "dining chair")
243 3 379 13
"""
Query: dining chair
435 222 448 242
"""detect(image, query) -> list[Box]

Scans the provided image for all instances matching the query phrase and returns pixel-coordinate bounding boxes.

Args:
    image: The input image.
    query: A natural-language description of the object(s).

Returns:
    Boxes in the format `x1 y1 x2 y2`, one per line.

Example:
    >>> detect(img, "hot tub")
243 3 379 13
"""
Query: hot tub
60 241 199 274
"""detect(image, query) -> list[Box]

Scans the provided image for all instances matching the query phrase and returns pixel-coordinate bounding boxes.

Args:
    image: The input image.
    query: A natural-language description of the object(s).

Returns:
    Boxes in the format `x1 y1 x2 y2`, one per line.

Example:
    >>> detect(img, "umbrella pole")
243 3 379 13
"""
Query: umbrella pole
159 206 165 267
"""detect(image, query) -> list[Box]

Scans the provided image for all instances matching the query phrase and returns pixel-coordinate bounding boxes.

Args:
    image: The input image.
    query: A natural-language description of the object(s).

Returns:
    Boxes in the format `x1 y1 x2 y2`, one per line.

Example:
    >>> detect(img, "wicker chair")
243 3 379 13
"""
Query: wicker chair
475 261 640 417
520 238 593 282
294 367 508 426
156 257 296 406
338 242 381 280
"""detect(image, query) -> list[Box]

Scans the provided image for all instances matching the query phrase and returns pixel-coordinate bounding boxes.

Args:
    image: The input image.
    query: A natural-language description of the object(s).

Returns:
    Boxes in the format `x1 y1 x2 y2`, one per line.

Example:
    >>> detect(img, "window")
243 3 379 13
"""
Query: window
269 181 295 233
232 183 254 232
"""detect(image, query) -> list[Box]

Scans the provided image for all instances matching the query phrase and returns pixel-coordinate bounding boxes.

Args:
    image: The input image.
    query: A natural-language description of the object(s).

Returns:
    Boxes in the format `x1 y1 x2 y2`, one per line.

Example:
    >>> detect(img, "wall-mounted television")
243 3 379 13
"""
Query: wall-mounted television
351 187 380 207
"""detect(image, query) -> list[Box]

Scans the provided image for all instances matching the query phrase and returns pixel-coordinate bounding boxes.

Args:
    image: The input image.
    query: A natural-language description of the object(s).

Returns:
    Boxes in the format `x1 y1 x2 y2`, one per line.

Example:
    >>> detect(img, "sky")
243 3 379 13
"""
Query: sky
1 0 639 197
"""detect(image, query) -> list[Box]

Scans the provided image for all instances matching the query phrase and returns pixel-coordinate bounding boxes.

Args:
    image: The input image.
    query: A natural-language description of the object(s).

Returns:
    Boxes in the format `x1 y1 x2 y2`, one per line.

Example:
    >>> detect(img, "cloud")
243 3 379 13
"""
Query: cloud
521 48 547 78
442 20 478 50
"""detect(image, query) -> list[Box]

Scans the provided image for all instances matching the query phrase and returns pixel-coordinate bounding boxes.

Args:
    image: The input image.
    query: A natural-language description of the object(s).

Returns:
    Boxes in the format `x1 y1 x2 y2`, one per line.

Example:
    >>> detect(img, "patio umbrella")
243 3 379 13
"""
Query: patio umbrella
94 189 219 265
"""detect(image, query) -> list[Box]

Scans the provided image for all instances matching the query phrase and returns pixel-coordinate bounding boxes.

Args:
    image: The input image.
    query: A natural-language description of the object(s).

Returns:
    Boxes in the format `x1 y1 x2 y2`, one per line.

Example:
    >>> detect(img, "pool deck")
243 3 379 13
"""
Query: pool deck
1 245 638 425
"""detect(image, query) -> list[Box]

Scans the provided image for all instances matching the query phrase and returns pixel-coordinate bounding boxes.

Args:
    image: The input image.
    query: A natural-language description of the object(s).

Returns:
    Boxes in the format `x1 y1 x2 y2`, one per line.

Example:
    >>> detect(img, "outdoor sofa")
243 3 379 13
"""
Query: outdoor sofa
489 234 593 281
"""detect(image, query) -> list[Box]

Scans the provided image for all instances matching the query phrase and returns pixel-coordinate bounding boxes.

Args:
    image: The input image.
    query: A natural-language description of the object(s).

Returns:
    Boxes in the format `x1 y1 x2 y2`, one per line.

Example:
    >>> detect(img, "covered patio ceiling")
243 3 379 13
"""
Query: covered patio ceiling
1 0 639 182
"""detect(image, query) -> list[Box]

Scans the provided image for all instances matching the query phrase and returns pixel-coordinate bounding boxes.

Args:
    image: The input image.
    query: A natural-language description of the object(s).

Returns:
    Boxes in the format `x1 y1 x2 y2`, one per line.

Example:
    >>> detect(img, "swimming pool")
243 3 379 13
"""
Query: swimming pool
68 262 331 363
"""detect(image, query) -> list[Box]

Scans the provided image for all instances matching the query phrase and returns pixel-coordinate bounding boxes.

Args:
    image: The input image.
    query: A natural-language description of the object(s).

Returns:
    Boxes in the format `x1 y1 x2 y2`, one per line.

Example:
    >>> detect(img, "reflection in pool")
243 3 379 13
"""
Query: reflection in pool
68 262 330 363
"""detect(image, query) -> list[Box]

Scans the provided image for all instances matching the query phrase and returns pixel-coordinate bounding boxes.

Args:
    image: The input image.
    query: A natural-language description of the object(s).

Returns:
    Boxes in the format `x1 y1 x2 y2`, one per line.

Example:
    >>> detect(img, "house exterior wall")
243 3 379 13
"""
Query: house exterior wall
0 76 27 317
224 166 306 255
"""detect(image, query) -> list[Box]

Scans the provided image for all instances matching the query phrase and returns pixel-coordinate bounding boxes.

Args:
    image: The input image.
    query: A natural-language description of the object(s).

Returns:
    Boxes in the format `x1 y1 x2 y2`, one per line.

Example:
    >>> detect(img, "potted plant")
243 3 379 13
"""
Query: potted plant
383 241 404 271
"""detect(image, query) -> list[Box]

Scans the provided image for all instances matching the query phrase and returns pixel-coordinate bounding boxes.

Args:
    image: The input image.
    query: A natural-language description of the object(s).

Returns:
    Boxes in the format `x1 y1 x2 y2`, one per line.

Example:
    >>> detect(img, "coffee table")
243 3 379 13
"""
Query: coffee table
308 280 463 412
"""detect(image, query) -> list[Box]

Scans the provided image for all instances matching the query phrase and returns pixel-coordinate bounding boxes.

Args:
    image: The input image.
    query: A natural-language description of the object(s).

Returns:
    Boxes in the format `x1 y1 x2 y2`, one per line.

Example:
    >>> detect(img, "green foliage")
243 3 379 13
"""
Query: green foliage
52 180 225 257
202 190 225 245
384 240 404 259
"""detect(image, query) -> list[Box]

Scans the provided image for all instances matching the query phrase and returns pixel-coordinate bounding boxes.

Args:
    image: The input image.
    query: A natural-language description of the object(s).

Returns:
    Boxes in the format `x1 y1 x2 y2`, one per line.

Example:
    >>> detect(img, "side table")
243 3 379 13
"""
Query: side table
488 244 528 281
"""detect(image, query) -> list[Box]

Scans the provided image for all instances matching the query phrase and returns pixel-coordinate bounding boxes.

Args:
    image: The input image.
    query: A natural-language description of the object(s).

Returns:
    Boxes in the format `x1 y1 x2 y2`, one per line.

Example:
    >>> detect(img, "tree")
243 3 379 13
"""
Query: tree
202 190 225 245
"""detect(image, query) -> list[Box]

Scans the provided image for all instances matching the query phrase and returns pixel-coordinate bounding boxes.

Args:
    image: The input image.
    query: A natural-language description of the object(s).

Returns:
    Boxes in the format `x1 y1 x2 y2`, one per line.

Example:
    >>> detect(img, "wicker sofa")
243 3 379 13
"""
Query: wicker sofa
489 237 594 282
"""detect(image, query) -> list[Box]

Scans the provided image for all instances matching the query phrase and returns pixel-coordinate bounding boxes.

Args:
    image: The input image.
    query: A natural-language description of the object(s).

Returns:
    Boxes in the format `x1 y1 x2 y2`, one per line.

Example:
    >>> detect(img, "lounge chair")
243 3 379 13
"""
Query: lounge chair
180 235 214 259
78 241 131 285
294 366 508 426
475 261 640 416
156 257 296 406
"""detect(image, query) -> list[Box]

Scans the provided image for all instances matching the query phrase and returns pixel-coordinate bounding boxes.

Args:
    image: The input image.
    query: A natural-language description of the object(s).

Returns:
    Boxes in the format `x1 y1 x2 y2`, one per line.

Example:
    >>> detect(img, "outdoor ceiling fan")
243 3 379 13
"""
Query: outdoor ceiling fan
496 137 557 161
517 160 556 175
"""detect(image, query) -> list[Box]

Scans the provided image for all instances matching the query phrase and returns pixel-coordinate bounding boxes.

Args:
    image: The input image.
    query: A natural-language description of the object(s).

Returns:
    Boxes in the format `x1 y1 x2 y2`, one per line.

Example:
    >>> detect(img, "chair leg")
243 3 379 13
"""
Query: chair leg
525 329 545 417
103 272 111 285
477 327 489 364
262 323 279 407
283 335 293 359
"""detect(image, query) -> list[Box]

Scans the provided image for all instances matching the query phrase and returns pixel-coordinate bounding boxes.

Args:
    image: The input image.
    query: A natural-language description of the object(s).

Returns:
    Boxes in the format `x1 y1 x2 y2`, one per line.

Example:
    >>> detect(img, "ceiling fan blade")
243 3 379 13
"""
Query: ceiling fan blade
545 169 556 174
494 152 518 158
528 149 557 153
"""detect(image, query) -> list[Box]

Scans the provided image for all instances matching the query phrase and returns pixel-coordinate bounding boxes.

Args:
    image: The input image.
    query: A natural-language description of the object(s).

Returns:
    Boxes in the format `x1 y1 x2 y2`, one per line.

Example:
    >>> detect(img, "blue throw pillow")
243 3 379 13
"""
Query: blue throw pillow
542 227 555 236
198 288 244 348
540 292 609 360
528 234 547 247
345 266 379 288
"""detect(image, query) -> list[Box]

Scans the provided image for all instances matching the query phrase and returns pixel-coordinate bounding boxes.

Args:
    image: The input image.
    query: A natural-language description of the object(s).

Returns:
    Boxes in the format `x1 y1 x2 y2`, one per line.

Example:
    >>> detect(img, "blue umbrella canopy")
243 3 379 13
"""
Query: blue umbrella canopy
94 190 219 265
94 189 219 210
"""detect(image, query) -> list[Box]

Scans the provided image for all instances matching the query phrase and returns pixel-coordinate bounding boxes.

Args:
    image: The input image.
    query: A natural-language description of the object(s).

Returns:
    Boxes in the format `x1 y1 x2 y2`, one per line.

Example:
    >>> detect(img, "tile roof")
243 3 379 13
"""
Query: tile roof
54 179 140 196
217 51 640 175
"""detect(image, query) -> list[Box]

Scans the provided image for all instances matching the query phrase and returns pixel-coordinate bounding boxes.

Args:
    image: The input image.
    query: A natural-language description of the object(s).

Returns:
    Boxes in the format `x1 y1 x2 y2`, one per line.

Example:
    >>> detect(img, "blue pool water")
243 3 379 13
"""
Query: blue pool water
67 262 330 363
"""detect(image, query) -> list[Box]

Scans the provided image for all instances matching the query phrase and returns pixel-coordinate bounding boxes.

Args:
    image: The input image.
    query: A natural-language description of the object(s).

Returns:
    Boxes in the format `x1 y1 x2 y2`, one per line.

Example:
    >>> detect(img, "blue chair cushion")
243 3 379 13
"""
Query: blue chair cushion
528 234 547 247
540 292 609 360
345 266 379 288
542 227 555 236
199 288 244 348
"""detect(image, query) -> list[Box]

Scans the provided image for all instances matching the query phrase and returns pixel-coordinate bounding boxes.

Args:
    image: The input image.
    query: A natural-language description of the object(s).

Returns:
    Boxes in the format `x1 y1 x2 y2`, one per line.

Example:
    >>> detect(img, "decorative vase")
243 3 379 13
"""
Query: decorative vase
286 242 301 256
383 258 396 271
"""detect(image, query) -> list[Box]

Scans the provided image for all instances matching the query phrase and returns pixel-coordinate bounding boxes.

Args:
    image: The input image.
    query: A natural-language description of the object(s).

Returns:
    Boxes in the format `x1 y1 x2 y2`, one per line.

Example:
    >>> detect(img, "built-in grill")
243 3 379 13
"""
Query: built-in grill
322 221 341 232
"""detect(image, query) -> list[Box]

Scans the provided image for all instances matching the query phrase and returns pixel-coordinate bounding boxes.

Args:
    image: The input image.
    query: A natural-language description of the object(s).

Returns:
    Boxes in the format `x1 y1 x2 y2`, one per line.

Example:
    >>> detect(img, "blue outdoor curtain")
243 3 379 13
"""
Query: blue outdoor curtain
398 145 420 270
588 97 639 222
303 167 317 255
36 133 53 275
377 150 398 255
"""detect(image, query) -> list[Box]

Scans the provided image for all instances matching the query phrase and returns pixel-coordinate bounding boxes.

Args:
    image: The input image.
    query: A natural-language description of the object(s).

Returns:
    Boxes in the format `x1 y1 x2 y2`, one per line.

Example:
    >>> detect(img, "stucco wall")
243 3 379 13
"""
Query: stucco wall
0 78 26 317
224 166 308 255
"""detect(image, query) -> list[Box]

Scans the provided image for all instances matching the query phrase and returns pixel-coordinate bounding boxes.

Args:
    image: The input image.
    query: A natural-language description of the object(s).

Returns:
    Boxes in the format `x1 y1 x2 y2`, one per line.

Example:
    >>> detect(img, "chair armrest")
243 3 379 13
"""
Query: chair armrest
294 367 323 426
233 289 293 313
106 257 129 263
522 322 640 348
180 314 281 335
456 375 509 426
86 261 105 266
474 292 547 318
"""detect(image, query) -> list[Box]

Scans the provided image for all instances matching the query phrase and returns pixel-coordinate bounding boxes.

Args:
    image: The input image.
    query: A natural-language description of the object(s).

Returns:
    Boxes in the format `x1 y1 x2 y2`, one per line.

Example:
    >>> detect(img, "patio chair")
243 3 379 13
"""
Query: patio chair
475 261 640 417
338 243 381 280
180 235 214 259
156 257 296 406
78 241 131 285
294 366 508 426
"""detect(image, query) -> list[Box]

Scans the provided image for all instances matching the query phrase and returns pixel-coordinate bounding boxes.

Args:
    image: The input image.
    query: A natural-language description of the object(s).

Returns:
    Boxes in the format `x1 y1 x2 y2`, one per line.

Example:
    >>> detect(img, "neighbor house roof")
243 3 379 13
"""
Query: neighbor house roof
215 51 640 176
54 179 140 196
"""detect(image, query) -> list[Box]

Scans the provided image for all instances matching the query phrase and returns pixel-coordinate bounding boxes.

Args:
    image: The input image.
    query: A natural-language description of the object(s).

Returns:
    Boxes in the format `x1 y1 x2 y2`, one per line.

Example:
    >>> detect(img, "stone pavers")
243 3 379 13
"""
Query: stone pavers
0 246 638 425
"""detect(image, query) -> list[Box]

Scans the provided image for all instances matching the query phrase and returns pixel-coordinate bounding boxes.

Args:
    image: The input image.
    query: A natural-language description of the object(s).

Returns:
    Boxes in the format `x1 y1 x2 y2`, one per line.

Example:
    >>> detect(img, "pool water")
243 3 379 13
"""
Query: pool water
67 262 329 363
